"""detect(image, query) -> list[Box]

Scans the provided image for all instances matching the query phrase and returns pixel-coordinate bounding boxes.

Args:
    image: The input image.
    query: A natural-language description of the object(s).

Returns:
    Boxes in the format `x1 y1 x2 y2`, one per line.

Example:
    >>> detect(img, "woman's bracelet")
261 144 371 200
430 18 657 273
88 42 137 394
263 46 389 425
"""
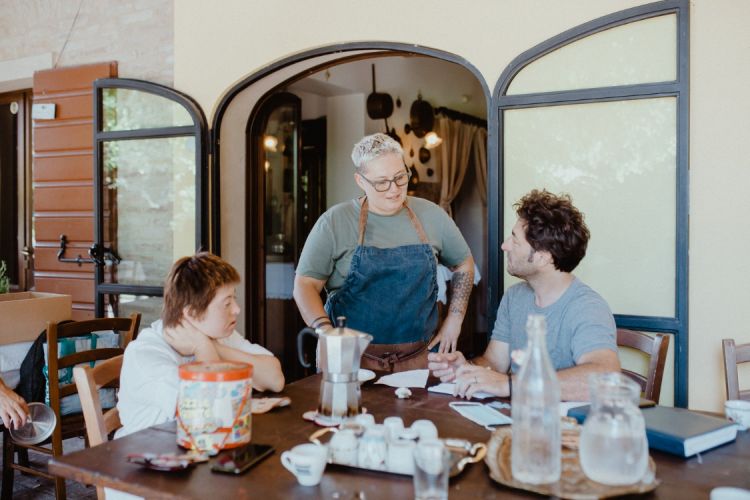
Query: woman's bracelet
311 315 332 329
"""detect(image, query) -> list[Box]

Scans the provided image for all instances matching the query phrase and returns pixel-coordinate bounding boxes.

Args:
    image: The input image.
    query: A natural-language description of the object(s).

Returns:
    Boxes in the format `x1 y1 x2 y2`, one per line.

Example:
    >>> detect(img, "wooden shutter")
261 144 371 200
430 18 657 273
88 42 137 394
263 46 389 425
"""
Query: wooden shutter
32 62 117 320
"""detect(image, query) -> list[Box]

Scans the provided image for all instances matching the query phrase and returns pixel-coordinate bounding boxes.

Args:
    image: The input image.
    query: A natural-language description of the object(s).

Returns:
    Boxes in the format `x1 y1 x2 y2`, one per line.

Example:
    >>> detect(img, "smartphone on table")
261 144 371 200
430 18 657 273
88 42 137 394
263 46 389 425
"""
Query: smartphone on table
211 443 275 475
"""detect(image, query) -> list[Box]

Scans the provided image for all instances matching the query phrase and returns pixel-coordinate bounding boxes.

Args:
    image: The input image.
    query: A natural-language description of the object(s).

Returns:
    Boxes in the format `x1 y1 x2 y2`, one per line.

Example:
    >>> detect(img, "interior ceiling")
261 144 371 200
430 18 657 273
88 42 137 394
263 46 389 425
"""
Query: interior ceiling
287 54 487 119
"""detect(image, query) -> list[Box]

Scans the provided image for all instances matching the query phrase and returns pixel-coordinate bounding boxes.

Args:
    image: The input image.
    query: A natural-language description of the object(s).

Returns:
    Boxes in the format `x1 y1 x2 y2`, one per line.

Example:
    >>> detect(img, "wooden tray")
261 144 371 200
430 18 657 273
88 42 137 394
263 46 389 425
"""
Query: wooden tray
485 426 660 499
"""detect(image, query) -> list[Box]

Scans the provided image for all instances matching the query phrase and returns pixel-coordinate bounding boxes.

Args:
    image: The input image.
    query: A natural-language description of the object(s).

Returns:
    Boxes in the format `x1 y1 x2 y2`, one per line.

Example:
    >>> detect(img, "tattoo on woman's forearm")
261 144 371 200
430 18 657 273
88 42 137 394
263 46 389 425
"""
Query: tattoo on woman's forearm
448 271 472 314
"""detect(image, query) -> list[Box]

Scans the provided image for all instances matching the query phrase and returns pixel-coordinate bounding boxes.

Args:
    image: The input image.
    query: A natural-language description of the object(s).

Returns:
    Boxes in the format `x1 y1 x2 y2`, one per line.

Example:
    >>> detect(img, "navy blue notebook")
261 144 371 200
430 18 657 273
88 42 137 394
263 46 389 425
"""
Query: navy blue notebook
567 405 737 457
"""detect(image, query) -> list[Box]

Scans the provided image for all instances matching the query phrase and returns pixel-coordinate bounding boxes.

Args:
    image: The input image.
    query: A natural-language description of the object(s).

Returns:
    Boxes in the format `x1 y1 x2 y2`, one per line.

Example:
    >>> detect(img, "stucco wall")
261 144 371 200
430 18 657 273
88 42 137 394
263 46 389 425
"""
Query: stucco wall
0 0 173 89
174 0 750 412
688 0 750 411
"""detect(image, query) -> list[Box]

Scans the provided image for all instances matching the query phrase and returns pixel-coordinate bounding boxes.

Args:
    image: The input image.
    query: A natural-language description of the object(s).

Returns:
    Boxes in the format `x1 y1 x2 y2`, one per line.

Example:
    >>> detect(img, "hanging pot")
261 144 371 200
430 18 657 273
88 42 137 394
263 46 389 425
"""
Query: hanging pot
366 64 394 120
418 147 431 164
409 94 434 139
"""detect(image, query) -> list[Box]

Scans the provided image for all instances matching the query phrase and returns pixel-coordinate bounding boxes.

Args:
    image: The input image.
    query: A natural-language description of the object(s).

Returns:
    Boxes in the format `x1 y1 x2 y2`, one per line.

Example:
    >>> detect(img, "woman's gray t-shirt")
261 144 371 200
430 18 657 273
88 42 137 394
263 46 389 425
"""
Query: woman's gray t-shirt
491 278 617 372
296 196 471 292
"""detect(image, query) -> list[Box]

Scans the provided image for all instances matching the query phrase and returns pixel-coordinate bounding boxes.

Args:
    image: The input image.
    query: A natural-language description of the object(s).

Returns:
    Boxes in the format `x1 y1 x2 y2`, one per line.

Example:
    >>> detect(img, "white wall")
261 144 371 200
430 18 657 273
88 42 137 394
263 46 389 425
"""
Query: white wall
326 94 365 207
688 0 750 411
173 0 750 411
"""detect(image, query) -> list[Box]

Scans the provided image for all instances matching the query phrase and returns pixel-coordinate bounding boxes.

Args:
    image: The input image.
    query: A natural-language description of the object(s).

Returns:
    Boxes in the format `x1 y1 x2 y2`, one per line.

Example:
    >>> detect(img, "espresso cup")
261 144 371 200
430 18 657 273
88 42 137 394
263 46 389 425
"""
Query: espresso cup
281 443 328 486
386 437 416 474
358 424 388 470
329 428 358 466
725 400 750 431
410 419 438 440
383 416 404 439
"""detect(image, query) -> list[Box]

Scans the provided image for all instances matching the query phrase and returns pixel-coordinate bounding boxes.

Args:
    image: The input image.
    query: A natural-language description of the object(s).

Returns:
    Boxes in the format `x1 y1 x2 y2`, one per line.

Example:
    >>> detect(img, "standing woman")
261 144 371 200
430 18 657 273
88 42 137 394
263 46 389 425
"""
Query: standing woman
294 133 475 372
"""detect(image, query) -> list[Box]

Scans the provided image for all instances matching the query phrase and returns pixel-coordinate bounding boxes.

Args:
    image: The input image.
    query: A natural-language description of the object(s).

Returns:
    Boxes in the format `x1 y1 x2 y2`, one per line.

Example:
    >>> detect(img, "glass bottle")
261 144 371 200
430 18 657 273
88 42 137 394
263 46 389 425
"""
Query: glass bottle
511 314 561 484
579 372 648 485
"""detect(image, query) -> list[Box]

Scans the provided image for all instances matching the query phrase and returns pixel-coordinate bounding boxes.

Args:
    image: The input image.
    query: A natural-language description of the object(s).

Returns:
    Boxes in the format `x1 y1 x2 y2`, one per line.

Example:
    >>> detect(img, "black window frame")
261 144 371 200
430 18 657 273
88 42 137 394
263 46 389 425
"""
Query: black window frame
490 0 690 405
92 78 209 317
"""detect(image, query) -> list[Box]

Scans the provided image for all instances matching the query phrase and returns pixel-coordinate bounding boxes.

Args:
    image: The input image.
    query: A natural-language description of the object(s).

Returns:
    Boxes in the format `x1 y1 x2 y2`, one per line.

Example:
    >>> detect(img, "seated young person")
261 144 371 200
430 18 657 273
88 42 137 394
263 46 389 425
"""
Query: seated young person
116 252 285 438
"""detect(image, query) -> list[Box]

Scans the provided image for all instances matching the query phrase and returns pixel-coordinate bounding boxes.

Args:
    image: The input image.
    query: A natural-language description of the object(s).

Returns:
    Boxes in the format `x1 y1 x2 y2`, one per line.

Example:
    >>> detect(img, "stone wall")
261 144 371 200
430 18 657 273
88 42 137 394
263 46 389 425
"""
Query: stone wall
0 0 173 85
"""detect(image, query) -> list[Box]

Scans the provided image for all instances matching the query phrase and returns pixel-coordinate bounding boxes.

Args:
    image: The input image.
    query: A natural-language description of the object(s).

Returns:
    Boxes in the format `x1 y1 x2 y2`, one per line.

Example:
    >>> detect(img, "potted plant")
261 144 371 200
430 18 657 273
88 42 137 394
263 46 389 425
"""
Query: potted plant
0 260 10 294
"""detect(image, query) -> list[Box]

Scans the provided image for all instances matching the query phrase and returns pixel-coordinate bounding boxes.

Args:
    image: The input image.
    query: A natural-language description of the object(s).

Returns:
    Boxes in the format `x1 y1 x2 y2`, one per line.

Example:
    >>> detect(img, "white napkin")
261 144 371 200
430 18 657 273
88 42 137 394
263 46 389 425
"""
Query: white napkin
427 382 494 399
375 369 429 388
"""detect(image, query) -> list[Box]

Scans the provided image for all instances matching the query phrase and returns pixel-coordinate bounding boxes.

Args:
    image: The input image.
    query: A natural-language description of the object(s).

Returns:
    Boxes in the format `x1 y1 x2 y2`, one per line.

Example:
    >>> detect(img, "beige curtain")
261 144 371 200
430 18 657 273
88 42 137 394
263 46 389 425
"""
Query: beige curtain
473 127 488 206
435 116 479 216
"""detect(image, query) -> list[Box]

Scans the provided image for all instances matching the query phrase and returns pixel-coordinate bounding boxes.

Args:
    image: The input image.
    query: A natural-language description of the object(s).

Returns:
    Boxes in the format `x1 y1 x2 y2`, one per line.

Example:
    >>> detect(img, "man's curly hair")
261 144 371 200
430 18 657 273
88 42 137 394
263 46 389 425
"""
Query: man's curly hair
514 189 590 272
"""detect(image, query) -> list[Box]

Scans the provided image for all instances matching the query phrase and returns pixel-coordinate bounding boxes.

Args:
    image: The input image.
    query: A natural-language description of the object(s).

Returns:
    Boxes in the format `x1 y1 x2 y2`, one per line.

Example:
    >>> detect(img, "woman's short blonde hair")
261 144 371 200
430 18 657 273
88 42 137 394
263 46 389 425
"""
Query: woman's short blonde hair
351 133 403 172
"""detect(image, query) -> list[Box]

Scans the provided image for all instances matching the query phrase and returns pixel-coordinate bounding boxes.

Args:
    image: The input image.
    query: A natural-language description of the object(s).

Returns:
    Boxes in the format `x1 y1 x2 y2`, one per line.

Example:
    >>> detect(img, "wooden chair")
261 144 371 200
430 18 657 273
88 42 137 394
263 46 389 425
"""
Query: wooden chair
722 338 750 401
73 355 124 500
616 328 670 403
1 313 140 500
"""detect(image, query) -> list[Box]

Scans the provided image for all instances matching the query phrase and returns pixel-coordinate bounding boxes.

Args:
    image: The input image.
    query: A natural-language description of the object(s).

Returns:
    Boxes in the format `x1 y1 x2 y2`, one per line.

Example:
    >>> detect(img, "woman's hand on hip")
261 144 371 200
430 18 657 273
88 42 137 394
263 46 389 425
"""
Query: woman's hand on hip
428 314 462 353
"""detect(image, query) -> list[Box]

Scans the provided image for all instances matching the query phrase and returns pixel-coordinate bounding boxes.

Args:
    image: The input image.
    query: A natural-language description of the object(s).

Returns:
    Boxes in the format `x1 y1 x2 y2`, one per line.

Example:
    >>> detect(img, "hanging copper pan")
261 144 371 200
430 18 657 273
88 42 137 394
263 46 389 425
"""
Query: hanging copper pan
366 64 394 120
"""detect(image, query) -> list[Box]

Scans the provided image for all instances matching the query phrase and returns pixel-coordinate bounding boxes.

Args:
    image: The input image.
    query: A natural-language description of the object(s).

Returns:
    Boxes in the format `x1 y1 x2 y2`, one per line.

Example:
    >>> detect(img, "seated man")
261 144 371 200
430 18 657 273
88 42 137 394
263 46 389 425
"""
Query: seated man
0 377 28 429
117 252 285 437
428 189 620 401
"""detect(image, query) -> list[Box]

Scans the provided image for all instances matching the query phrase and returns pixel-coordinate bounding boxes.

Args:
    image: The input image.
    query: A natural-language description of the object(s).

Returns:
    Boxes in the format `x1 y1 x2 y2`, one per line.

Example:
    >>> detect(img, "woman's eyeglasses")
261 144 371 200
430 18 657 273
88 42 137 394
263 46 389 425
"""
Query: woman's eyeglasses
358 171 410 192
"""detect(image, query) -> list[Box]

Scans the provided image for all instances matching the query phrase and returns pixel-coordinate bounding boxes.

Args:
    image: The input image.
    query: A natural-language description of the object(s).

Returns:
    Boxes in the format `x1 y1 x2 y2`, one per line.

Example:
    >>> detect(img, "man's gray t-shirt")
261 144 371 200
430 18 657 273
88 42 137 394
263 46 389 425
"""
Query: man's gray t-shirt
491 278 616 372
296 196 471 291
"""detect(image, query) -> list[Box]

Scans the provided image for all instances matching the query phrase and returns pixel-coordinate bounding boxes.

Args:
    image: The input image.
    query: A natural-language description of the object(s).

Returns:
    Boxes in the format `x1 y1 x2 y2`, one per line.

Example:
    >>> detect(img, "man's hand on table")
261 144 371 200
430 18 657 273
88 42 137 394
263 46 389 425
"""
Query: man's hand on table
0 381 29 430
427 351 467 382
453 364 508 399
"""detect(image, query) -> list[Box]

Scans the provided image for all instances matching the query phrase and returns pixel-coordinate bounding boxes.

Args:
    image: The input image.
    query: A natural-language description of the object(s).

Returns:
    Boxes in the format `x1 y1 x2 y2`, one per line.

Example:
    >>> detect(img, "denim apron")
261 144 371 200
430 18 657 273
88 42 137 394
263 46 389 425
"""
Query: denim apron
325 198 438 371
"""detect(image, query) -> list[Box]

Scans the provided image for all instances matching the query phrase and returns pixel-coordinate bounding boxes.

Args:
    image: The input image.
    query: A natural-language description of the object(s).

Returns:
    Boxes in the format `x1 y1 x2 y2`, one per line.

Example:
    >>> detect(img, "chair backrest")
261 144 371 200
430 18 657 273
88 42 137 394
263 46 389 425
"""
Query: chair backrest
73 355 124 447
46 313 140 444
722 338 750 401
616 328 670 403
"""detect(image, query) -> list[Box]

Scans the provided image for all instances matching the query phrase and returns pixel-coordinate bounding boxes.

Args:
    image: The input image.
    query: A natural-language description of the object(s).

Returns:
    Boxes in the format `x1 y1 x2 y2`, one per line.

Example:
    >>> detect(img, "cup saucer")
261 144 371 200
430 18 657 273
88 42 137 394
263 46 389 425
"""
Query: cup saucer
358 369 376 383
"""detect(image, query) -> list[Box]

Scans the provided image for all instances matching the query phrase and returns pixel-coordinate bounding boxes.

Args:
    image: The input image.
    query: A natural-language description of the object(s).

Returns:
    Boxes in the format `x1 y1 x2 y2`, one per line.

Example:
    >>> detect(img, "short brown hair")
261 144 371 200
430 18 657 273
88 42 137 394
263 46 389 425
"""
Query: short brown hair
162 252 240 328
514 189 590 273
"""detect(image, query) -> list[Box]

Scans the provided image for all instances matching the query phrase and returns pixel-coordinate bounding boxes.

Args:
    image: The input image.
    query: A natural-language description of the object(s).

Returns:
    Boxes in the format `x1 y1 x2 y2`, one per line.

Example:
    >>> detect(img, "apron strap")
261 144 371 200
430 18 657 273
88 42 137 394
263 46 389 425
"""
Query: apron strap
357 197 430 245
362 340 430 371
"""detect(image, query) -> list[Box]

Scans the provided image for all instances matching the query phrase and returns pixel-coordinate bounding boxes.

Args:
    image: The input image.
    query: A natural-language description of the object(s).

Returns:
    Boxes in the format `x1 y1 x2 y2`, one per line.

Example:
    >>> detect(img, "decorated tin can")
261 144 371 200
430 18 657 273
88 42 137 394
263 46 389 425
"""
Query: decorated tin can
176 361 253 453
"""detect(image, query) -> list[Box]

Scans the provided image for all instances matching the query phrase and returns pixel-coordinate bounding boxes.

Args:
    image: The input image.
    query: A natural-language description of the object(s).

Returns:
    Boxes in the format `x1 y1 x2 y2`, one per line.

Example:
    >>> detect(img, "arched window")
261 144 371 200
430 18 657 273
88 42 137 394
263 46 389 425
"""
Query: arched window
93 79 208 325
493 0 689 405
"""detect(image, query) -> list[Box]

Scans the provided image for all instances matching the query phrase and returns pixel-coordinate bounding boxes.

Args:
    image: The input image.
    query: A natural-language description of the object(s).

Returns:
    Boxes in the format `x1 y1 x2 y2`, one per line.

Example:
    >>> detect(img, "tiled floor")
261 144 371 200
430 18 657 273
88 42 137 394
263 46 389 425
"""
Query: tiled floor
0 433 97 499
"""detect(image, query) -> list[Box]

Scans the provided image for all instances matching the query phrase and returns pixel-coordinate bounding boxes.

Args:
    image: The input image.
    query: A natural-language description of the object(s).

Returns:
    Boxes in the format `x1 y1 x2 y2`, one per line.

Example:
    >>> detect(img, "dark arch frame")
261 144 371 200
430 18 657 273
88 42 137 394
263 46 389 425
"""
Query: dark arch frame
209 42 492 256
490 0 690 406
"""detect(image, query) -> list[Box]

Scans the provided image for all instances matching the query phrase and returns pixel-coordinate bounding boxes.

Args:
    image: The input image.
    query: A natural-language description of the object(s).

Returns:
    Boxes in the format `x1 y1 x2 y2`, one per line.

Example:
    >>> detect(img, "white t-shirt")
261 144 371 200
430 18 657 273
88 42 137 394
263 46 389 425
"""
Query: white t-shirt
115 319 272 438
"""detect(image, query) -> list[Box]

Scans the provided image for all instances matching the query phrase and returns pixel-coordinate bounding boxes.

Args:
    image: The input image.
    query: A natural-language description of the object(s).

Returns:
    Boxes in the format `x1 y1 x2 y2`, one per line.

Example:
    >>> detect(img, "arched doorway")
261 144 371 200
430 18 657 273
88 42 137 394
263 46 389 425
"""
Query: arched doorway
211 46 491 381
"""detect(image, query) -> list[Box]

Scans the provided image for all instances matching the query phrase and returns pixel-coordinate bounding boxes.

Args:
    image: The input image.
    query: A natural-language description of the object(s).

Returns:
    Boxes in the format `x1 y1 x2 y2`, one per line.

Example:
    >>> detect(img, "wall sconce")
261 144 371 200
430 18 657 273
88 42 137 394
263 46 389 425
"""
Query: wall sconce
423 131 443 150
263 134 278 152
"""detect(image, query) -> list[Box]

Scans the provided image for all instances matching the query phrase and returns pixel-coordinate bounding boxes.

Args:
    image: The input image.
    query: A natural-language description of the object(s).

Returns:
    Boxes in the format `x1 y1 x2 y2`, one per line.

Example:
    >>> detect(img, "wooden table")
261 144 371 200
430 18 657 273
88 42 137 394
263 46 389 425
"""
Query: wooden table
49 375 750 499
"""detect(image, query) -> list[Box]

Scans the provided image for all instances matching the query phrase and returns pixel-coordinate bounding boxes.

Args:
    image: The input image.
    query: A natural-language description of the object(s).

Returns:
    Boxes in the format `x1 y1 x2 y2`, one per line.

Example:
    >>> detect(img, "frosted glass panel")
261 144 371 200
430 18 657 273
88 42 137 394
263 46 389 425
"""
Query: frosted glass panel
508 14 676 94
503 97 676 317
102 88 193 131
103 137 196 286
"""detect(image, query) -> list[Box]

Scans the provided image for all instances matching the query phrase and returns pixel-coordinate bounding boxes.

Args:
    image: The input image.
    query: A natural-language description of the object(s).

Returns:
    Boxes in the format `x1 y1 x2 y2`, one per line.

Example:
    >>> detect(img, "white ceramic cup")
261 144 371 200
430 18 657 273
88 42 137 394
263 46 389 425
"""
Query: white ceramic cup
725 400 750 431
357 424 388 470
281 443 328 486
710 487 750 500
329 428 358 466
383 416 404 439
386 437 416 474
354 413 376 429
410 419 438 440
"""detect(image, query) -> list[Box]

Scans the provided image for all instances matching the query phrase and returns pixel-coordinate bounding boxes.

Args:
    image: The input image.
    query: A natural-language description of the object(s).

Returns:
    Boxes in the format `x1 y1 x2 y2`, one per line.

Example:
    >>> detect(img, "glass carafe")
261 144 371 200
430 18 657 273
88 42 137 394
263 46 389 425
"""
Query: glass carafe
511 314 561 484
579 372 648 485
